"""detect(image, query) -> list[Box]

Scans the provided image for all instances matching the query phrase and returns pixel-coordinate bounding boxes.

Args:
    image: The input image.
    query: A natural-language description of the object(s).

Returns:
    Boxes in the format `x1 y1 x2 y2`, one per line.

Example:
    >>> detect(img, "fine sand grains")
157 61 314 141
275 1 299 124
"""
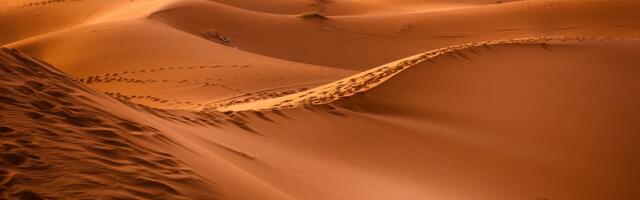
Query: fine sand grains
0 48 220 199
217 36 635 111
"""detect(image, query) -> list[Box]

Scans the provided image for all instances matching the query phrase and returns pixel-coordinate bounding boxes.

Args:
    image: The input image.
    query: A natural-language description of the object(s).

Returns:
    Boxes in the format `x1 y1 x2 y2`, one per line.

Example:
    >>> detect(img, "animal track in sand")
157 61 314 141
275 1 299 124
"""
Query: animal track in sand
102 91 210 109
76 65 252 93
206 87 311 110
99 91 268 133
76 64 338 111
80 77 244 93
77 64 250 80
15 0 82 8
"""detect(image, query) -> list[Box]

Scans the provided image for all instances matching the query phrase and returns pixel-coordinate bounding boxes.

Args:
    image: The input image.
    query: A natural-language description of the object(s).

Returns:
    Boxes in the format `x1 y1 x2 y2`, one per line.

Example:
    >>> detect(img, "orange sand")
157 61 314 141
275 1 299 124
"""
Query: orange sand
1 0 640 199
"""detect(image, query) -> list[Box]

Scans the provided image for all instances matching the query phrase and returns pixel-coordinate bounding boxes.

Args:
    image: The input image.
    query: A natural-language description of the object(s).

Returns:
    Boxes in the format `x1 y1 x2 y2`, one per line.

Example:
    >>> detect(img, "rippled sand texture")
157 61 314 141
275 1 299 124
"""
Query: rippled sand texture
1 0 640 200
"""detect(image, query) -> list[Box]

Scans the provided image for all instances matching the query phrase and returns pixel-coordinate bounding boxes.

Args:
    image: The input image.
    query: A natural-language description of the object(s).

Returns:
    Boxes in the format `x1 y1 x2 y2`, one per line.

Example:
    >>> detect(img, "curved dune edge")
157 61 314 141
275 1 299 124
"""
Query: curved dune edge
3 41 639 200
216 36 636 112
0 48 299 200
0 48 214 199
3 1 640 200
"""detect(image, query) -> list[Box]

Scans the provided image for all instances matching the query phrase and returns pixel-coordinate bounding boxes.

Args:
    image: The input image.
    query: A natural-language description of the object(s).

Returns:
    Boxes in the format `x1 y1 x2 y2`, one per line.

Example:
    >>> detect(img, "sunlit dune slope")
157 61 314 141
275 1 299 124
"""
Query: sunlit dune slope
207 38 640 200
219 36 637 111
137 0 640 69
0 0 169 46
2 0 640 200
4 0 640 71
0 48 214 200
2 0 357 110
0 48 300 200
2 37 639 200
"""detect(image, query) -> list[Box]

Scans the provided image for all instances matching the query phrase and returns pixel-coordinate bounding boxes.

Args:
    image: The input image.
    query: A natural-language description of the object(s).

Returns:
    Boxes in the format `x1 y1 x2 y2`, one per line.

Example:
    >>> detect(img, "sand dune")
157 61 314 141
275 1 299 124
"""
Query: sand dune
209 38 640 200
2 0 640 200
0 48 215 199
0 48 299 200
5 0 640 71
2 0 356 109
218 36 634 111
3 39 639 199
146 0 640 69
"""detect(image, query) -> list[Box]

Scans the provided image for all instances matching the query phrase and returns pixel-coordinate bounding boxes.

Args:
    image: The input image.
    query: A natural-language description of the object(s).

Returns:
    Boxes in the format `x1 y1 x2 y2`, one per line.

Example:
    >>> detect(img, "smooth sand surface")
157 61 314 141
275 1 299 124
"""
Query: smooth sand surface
2 0 640 200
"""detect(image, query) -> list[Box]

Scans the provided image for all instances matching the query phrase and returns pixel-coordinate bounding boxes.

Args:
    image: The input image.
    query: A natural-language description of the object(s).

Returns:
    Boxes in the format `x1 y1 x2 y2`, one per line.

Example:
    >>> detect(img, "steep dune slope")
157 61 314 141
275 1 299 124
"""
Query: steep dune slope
0 0 168 46
2 1 640 200
219 37 634 110
6 0 640 72
148 0 640 69
0 48 215 199
3 39 639 200
7 18 354 110
0 0 106 45
207 39 640 200
3 42 638 200
0 48 301 200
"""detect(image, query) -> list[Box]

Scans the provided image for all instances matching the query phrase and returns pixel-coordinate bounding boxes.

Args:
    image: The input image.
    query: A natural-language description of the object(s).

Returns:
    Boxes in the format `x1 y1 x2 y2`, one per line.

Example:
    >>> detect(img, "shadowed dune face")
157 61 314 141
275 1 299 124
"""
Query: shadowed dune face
341 42 640 200
0 48 305 200
209 41 640 200
0 48 218 200
2 40 638 199
4 0 640 72
136 0 640 69
217 37 637 111
2 0 640 200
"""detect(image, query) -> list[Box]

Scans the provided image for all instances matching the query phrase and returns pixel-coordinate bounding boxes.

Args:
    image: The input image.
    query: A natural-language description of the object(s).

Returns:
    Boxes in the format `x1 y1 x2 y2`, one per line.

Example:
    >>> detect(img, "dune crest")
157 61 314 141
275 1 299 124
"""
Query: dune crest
217 36 635 111
3 0 640 200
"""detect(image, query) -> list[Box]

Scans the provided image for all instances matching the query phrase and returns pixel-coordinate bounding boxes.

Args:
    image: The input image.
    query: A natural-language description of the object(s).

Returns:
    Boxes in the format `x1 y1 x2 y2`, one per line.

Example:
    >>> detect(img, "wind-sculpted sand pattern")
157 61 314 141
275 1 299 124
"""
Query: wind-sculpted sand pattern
0 48 240 199
218 36 635 111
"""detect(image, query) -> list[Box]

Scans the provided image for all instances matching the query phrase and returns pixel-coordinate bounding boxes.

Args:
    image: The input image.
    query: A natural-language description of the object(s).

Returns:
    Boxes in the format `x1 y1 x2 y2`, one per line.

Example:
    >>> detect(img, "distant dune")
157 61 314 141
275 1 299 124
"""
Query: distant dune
2 0 640 200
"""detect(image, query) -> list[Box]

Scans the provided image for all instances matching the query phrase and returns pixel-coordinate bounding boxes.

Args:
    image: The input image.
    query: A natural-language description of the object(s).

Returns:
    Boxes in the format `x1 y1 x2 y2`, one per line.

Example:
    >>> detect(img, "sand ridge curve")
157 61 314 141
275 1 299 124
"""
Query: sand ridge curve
216 36 636 112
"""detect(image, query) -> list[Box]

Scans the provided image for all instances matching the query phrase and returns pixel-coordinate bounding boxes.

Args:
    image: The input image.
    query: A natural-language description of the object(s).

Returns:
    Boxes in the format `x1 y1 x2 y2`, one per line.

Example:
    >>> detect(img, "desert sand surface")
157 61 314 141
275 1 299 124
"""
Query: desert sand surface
2 0 640 200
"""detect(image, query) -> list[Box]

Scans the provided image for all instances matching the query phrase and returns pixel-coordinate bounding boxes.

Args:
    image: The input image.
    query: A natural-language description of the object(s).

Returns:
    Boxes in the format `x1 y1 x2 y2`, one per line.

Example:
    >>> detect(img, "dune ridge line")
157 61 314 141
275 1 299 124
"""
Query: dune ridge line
216 36 637 112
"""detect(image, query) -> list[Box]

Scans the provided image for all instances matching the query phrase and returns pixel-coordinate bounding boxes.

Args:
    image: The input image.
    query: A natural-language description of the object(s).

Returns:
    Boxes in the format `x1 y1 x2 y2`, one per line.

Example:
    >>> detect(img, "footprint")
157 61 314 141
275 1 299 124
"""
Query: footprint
226 119 262 135
29 100 55 111
0 96 20 106
1 153 27 166
15 86 35 95
117 121 144 132
24 112 45 119
0 126 14 132
25 80 47 91
85 129 119 138
85 146 125 160
15 190 45 200
253 111 274 122
44 90 68 98
131 177 180 195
